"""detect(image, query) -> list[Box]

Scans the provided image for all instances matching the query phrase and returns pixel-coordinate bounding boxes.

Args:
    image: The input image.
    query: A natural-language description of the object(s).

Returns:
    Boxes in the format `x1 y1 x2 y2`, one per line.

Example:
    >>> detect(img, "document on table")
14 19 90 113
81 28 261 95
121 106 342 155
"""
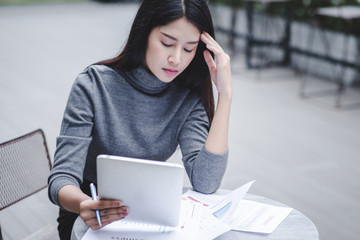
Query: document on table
178 198 232 239
184 180 255 219
224 199 293 234
183 180 293 234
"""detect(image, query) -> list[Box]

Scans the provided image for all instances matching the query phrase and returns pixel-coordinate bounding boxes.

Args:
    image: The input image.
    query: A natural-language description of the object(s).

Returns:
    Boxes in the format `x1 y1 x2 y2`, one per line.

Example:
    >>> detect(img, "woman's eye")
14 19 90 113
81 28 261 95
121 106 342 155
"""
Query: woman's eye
184 48 193 53
161 42 172 47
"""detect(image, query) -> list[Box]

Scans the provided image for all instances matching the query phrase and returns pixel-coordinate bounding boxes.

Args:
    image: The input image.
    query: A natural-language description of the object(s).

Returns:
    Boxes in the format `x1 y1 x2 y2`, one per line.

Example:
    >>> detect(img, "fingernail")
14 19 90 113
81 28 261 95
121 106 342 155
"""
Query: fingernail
116 201 122 206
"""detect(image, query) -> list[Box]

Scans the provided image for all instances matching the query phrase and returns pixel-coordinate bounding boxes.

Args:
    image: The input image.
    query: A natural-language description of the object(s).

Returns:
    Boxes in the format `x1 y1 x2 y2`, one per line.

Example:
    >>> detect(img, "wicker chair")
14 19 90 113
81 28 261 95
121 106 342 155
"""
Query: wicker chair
0 129 58 240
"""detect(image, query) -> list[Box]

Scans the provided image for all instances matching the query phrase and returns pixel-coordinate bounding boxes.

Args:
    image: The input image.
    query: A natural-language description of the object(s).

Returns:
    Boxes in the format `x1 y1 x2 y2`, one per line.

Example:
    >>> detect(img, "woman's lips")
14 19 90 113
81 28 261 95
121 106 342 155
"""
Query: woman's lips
163 68 178 76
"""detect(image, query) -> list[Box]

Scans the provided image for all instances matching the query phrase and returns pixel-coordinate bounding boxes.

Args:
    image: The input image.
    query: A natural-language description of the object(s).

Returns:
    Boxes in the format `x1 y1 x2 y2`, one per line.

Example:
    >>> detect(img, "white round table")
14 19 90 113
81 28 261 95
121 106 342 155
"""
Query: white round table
71 193 319 240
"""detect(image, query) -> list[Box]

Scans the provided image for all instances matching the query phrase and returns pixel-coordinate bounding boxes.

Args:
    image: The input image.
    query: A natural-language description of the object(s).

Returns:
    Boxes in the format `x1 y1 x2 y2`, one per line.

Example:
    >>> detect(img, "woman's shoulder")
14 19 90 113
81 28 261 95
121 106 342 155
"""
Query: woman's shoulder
74 64 123 85
81 64 117 77
69 65 122 94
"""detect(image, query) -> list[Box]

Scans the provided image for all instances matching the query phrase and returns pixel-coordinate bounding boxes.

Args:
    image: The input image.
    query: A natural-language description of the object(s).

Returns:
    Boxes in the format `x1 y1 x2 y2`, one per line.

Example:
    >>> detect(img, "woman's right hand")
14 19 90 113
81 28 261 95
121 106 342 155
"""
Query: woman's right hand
79 198 129 229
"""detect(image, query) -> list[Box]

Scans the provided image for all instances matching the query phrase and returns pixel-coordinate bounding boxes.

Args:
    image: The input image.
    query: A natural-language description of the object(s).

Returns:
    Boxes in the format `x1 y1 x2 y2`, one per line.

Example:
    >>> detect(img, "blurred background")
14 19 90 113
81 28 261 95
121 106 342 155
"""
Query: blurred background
0 0 359 239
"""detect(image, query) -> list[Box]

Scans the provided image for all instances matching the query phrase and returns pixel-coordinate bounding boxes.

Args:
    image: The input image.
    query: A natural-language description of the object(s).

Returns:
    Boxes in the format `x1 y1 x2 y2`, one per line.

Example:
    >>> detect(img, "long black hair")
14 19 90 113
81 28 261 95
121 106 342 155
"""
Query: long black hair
98 0 215 123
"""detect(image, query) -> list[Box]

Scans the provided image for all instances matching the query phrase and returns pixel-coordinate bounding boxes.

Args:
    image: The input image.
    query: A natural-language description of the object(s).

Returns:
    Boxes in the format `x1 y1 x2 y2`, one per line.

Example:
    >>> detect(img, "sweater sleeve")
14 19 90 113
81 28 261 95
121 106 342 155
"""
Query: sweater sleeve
178 100 228 194
48 71 94 207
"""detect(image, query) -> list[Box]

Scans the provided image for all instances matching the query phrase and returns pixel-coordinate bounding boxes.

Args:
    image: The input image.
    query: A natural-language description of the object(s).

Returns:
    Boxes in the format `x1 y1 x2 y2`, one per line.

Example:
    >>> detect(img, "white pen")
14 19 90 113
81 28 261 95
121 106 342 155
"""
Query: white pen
90 183 102 227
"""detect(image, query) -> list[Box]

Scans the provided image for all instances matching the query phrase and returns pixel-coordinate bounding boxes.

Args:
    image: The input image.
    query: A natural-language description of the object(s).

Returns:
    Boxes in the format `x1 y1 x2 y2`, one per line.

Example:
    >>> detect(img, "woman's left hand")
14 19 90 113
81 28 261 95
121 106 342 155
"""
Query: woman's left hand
201 32 232 98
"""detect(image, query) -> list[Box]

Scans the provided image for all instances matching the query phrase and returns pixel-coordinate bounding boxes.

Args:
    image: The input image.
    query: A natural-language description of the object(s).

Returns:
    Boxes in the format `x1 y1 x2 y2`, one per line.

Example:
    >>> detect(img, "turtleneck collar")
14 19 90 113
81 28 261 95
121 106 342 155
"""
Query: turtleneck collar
121 65 171 95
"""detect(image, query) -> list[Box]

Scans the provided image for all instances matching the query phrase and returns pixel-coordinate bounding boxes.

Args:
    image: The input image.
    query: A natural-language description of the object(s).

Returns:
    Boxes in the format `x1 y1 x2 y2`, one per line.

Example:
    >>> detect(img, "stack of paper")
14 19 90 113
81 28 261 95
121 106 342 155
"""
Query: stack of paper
82 181 292 240
183 181 292 234
183 180 293 234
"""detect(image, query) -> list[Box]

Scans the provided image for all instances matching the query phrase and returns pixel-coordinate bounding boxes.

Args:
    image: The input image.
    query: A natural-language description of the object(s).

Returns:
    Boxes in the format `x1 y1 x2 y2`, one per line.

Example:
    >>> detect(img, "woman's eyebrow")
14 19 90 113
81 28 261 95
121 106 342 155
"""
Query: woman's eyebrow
160 32 199 44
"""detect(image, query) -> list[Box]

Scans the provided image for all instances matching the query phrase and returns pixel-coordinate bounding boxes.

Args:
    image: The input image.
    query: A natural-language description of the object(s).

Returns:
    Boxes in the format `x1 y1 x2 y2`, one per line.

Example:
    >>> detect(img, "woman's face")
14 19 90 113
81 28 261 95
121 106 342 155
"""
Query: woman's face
144 17 201 83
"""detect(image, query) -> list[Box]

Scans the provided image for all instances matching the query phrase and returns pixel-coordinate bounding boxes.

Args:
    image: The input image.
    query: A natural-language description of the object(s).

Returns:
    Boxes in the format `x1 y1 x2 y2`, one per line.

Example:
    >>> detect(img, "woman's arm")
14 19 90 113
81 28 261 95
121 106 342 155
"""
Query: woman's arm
58 185 129 230
58 185 91 215
178 33 231 193
201 32 232 154
49 71 129 230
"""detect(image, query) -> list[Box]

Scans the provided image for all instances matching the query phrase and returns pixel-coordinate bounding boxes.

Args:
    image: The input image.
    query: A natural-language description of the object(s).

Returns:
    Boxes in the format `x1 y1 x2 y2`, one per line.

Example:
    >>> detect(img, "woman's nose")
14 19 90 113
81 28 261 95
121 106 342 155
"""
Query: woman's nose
168 48 181 66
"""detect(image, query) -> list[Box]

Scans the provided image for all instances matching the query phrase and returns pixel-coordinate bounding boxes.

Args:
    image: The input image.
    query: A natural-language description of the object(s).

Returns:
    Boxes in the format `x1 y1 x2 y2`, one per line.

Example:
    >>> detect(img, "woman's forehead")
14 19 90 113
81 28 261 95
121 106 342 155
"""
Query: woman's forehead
157 17 201 42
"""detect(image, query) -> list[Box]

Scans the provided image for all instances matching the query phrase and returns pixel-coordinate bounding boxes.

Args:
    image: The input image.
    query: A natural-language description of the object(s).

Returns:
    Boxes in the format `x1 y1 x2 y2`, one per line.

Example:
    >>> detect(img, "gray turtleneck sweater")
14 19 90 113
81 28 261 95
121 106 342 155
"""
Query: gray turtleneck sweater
48 65 228 207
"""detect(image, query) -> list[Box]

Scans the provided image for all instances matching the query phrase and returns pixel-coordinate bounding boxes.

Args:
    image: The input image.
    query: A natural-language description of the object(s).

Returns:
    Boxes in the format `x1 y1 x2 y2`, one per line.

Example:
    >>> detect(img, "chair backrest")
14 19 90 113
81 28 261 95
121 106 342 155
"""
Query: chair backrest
0 129 52 210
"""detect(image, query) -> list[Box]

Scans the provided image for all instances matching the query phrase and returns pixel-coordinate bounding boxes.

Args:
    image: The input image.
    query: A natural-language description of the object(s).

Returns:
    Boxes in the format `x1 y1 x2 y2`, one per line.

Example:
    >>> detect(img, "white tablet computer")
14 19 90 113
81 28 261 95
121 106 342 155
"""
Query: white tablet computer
96 154 184 227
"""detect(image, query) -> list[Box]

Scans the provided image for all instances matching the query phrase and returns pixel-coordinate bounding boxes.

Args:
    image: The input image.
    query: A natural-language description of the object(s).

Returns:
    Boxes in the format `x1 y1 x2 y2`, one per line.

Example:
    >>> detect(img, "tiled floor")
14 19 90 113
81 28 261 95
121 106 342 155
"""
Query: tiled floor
0 2 359 240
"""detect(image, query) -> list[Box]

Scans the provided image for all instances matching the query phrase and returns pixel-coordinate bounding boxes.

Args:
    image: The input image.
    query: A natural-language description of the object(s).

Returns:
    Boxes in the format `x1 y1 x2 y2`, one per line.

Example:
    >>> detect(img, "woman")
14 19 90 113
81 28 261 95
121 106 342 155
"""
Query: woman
48 0 232 239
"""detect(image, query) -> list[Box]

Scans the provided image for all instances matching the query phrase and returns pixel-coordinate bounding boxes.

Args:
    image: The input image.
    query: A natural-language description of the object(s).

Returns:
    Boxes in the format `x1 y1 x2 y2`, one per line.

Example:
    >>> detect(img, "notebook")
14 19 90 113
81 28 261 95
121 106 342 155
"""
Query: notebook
96 154 184 227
